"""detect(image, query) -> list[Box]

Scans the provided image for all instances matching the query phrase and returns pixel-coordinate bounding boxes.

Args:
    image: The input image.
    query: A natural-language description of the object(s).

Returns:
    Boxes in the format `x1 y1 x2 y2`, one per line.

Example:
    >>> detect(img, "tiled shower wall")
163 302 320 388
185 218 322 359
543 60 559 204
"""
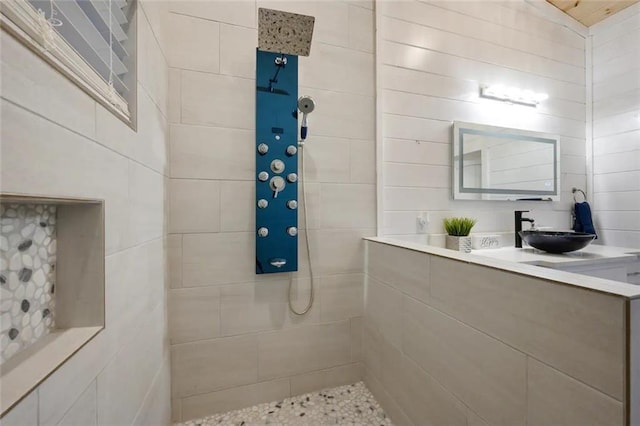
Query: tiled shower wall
590 3 640 249
166 0 376 421
0 204 56 364
0 1 170 424
380 0 588 241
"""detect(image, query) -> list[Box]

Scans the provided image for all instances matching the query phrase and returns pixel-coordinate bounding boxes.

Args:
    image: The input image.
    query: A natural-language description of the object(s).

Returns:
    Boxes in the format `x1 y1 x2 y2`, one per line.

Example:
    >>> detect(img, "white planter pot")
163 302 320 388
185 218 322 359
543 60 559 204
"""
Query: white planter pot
446 235 472 253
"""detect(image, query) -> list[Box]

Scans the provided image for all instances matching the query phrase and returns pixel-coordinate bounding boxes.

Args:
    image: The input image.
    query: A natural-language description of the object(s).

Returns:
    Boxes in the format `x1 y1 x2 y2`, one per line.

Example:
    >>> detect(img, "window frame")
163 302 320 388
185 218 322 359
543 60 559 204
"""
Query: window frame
0 0 138 130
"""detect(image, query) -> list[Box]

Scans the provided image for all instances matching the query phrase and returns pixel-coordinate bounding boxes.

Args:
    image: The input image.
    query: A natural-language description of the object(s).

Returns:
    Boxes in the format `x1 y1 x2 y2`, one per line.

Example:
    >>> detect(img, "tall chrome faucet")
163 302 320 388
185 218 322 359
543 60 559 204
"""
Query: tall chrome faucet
515 210 535 248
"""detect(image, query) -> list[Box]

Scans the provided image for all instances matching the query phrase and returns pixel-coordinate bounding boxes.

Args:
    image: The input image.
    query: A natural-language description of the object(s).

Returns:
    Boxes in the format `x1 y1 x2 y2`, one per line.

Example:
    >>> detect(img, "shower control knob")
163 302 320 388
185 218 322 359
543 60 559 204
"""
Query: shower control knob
258 171 269 182
257 143 269 155
287 200 298 210
287 173 298 183
270 176 286 198
257 199 268 209
286 145 297 156
287 227 298 237
271 159 285 173
257 227 269 237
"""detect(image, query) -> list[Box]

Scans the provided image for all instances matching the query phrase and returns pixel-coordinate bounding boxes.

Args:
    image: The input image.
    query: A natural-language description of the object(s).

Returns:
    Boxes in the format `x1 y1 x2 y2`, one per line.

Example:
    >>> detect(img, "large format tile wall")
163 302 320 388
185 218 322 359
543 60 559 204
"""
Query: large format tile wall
0 1 171 425
166 0 376 421
590 4 640 249
379 0 588 240
364 241 628 426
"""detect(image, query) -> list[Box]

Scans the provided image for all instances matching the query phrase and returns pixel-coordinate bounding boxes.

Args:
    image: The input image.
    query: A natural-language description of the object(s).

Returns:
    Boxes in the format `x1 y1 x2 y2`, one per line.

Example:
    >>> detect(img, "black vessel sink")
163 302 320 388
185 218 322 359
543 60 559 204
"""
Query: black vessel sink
518 230 596 254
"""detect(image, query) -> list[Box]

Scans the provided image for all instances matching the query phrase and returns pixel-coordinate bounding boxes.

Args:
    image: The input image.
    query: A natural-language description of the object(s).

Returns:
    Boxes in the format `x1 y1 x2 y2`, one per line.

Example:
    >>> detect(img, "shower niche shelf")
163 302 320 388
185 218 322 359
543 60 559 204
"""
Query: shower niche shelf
0 194 104 417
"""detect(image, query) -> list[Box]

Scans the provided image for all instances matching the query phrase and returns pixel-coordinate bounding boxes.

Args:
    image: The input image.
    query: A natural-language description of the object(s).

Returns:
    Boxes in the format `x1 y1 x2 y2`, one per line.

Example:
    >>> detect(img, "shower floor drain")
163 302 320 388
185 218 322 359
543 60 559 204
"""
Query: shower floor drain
176 381 393 426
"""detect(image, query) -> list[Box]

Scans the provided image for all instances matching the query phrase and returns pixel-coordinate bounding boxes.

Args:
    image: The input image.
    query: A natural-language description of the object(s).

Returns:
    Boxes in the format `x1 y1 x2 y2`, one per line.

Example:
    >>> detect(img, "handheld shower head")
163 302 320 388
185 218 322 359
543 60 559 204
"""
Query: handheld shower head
298 96 315 115
298 96 315 141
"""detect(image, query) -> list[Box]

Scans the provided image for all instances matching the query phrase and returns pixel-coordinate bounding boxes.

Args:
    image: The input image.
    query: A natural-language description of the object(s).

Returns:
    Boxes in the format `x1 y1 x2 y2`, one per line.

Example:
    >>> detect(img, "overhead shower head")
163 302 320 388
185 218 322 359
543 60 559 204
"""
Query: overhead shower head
258 8 315 57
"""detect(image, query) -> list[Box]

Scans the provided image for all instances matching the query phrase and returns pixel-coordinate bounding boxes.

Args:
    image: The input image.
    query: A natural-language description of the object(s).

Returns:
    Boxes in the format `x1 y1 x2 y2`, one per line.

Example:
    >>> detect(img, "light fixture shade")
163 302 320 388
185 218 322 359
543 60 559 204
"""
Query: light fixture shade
480 85 549 107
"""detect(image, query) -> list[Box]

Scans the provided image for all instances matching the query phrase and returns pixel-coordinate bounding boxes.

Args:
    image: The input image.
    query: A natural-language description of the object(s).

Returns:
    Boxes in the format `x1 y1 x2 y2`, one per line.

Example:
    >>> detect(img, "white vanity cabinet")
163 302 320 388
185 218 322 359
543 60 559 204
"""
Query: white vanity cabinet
552 257 640 283
473 244 640 285
627 261 640 285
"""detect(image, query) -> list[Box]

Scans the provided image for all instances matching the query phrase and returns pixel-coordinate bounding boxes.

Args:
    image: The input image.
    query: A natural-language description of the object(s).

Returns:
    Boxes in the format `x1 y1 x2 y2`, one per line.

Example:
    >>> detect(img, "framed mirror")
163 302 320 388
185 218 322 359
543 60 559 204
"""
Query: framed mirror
452 122 560 201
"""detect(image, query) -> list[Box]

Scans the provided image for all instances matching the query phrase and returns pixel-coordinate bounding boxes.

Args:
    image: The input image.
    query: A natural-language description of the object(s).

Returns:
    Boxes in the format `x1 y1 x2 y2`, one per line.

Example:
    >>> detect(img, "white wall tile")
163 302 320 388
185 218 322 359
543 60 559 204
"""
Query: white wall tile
219 24 257 79
402 296 527 426
170 124 255 180
365 277 403 350
182 232 254 287
349 140 376 184
171 335 258 398
180 378 290 422
169 68 181 124
299 136 352 183
97 304 166 426
219 280 319 336
348 5 374 53
132 356 172 426
367 242 430 303
0 101 130 256
289 363 362 396
320 184 376 229
169 286 221 344
128 162 165 245
1 390 38 426
168 234 183 289
57 382 97 426
169 179 221 233
181 71 254 129
377 336 468 426
592 20 640 243
166 13 220 73
429 256 626 400
169 0 256 28
138 10 169 117
320 273 364 322
257 321 351 381
300 43 374 96
0 32 96 139
220 181 255 232
527 358 623 426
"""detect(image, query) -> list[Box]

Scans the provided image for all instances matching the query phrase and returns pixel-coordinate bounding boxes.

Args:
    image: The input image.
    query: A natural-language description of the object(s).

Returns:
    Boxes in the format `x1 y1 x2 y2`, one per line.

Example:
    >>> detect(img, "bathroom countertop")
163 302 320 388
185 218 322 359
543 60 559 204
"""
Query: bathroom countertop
365 237 640 300
471 244 640 268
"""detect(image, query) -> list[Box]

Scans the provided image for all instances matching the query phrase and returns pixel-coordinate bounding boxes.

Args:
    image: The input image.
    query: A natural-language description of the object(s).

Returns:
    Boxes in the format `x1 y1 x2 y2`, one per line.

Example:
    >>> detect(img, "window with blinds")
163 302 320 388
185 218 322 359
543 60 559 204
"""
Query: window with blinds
1 0 136 124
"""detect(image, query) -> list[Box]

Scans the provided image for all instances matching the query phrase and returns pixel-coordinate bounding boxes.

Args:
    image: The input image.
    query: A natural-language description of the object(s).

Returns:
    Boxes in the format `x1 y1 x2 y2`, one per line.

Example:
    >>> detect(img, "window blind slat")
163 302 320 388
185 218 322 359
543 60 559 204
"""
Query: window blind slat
76 0 129 60
84 0 127 41
29 0 128 76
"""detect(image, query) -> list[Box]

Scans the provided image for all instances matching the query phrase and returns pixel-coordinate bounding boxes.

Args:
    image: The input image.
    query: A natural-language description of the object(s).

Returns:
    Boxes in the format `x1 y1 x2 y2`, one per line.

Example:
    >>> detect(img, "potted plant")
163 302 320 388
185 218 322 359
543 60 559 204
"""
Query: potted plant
443 217 477 253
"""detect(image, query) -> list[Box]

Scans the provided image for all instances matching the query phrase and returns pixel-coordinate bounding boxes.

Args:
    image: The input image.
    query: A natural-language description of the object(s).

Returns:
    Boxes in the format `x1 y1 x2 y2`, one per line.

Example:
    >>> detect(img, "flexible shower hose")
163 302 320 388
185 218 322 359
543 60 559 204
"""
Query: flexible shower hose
288 140 314 315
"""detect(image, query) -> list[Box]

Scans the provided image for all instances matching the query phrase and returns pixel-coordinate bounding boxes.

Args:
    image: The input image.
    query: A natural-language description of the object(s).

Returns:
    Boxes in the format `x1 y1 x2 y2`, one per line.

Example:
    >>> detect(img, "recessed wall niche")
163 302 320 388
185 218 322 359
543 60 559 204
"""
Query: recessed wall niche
0 194 104 418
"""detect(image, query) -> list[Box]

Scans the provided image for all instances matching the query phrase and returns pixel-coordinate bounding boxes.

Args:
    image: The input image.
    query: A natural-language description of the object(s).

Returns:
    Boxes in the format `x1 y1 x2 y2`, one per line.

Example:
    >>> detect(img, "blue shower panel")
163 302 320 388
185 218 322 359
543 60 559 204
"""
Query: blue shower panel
255 49 298 274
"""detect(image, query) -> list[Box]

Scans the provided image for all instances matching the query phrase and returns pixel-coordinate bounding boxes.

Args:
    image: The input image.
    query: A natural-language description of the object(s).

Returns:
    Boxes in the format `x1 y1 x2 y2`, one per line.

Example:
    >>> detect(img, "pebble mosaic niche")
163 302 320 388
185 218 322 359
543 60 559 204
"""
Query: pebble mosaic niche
0 204 56 364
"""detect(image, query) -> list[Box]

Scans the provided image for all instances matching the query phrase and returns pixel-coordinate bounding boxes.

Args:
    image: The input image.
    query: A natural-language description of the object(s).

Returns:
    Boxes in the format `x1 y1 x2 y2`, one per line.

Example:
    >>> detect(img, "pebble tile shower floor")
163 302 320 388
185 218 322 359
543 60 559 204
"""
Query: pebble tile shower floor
176 382 393 426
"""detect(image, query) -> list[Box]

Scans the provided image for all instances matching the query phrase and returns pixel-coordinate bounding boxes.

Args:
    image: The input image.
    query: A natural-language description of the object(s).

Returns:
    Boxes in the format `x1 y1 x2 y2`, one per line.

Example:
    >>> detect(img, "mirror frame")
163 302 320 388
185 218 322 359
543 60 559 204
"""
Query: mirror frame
452 121 561 201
